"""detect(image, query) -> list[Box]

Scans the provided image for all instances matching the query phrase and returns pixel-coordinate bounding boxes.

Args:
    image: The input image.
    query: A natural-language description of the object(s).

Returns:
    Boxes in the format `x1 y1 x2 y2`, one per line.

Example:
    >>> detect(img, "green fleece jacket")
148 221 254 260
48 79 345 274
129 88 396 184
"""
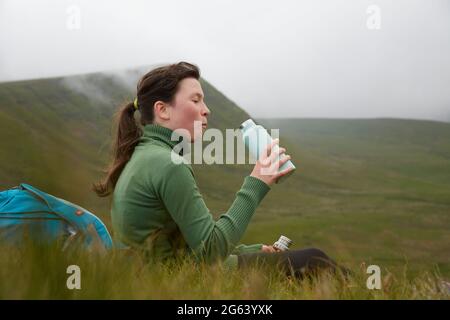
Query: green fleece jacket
111 123 271 269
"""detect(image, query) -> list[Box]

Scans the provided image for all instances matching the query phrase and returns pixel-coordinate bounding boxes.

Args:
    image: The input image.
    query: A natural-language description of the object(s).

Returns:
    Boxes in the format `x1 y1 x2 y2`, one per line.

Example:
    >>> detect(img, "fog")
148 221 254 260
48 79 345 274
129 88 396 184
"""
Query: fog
1 0 449 121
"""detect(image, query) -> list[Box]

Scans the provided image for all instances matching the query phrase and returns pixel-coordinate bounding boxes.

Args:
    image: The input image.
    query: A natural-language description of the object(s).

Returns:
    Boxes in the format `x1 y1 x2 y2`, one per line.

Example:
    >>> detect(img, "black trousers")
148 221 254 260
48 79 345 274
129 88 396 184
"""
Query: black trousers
237 247 351 279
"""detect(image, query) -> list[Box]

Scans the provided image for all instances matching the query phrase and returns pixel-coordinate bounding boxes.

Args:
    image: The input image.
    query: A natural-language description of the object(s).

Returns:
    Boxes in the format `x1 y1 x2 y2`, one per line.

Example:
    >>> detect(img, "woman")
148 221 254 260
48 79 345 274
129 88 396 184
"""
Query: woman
94 61 347 278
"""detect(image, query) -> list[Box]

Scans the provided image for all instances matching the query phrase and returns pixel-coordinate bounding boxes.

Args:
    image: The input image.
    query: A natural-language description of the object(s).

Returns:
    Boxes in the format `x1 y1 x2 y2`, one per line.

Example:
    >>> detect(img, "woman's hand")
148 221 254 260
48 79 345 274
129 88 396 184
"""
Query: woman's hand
250 138 295 186
261 244 282 253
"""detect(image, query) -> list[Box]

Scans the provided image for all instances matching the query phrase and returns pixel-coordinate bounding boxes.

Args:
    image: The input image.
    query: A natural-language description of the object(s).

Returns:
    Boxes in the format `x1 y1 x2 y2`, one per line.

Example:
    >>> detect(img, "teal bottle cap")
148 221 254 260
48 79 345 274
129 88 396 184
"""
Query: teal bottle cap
240 119 256 130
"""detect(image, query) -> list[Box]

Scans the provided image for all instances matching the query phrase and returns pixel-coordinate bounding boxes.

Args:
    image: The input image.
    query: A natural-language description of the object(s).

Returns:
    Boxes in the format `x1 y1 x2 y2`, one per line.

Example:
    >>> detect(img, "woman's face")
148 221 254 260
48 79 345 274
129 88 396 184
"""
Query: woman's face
166 77 210 142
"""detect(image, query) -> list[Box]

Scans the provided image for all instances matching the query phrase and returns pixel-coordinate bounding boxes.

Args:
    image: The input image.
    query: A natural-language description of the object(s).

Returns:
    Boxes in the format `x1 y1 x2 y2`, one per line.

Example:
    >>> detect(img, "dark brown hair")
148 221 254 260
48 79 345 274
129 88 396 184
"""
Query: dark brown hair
93 61 200 197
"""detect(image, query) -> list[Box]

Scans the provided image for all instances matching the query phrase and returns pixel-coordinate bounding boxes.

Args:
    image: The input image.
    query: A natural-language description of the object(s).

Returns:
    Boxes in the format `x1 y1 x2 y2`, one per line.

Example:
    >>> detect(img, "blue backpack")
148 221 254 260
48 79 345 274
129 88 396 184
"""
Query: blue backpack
0 183 113 250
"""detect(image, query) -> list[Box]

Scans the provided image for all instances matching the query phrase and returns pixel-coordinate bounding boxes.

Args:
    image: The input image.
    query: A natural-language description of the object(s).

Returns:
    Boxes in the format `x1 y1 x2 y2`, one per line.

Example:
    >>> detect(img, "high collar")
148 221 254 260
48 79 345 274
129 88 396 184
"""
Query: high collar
141 124 187 155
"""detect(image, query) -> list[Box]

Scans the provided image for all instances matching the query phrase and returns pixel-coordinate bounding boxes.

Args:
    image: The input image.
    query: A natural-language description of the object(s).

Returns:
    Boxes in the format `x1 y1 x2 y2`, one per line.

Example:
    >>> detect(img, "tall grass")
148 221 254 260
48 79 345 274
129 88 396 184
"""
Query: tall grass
0 242 447 300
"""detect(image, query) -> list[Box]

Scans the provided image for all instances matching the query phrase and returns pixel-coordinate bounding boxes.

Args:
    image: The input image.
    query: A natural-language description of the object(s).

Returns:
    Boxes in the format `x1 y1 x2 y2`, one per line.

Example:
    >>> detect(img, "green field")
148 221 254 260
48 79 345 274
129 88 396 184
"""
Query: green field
0 70 449 299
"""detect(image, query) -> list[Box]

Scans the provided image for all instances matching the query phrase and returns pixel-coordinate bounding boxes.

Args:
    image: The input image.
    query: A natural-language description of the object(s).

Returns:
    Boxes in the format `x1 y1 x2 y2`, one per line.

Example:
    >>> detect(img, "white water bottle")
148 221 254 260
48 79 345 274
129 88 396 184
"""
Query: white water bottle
239 119 296 183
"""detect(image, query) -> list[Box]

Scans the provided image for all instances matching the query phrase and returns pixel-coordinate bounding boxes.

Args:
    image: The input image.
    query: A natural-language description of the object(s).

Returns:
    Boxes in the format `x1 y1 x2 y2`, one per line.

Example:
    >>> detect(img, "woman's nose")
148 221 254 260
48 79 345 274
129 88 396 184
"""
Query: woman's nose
203 104 211 116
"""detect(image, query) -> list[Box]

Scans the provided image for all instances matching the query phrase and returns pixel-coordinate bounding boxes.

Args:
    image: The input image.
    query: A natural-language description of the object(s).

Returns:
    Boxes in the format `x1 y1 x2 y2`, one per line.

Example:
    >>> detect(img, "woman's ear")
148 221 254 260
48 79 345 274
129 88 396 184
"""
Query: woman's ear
153 101 171 121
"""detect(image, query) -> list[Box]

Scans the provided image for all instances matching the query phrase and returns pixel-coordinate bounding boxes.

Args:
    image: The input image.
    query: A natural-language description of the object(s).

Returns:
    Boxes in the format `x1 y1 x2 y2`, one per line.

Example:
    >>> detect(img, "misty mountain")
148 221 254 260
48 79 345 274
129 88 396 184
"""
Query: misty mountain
1 68 450 234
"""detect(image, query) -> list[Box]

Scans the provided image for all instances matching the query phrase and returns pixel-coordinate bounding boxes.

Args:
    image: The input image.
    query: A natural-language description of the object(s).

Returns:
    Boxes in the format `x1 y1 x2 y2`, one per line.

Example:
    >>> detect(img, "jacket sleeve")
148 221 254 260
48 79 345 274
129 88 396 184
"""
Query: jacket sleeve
232 243 264 255
153 161 270 264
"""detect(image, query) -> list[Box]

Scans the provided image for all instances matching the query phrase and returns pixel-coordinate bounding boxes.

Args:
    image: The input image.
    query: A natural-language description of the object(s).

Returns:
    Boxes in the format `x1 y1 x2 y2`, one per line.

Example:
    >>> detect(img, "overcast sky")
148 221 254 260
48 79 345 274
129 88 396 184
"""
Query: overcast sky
0 0 449 121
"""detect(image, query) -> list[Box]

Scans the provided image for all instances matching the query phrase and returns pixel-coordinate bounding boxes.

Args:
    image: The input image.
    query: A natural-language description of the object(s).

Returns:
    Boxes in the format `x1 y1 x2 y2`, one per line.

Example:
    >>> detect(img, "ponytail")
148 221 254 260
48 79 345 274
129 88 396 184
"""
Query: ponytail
93 101 142 197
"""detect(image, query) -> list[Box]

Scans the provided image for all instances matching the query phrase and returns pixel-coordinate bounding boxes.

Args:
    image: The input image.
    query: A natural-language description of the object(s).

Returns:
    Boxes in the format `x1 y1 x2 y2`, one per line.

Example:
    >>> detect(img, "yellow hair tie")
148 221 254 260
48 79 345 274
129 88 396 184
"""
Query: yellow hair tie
133 98 139 110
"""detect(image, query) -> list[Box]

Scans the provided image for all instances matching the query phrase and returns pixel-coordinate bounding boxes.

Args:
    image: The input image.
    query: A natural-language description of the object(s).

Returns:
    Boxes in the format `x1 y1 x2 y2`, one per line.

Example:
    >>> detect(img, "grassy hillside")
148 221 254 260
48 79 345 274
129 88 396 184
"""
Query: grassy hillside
0 71 449 298
251 118 450 276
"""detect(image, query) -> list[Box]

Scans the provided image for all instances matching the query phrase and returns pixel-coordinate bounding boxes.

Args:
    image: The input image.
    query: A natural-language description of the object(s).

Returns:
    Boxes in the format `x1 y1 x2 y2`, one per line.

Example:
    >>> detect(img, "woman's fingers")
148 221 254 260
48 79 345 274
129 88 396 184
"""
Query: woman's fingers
261 245 272 252
265 152 291 172
269 147 286 163
274 165 296 183
261 138 279 161
261 147 285 167
277 153 291 168
251 138 296 186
